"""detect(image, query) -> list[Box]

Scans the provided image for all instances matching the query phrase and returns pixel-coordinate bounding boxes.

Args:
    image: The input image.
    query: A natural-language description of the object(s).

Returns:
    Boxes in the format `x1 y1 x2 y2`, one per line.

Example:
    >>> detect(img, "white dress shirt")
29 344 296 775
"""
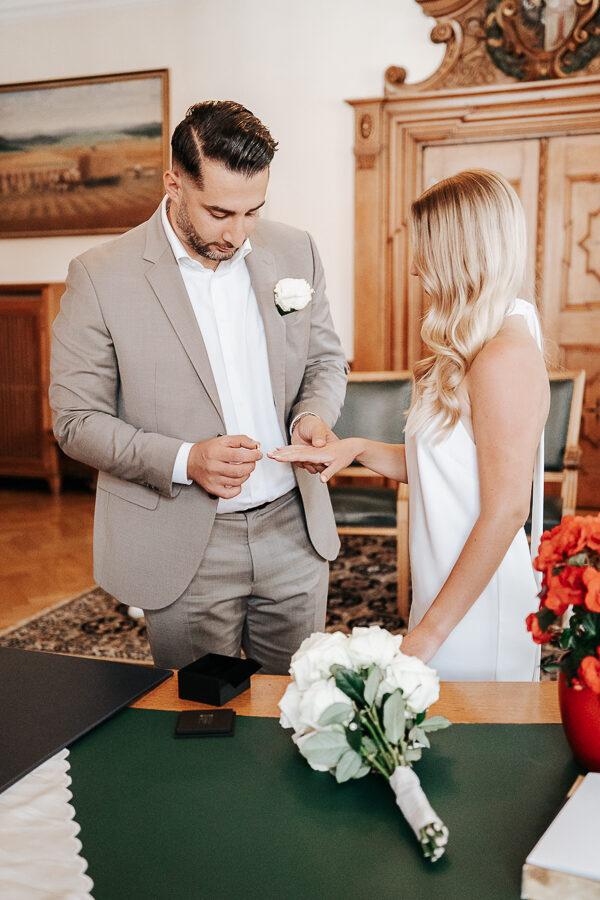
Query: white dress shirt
161 198 296 512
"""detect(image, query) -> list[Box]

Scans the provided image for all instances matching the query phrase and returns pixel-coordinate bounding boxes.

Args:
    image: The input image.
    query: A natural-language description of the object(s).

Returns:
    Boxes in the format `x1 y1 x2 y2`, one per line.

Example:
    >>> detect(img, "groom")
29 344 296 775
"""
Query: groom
50 100 348 674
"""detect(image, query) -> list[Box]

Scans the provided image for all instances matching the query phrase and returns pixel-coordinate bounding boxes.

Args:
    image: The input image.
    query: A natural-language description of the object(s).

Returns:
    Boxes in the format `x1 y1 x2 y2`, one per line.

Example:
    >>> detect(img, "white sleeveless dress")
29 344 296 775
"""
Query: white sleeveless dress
405 298 544 681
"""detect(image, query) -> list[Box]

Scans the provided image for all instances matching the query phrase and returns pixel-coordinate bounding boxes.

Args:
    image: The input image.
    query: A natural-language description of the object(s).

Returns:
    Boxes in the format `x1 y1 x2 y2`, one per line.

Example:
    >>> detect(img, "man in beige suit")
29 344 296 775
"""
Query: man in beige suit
50 101 347 674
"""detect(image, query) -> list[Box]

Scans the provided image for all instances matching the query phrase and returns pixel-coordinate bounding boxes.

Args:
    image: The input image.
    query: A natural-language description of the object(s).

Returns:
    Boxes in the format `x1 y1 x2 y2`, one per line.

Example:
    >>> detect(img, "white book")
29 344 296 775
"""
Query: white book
522 773 600 899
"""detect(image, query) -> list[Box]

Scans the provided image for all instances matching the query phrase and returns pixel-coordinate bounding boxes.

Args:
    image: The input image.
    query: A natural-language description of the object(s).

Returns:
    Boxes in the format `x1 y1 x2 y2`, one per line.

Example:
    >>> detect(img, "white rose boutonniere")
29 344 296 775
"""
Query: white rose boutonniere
274 277 314 315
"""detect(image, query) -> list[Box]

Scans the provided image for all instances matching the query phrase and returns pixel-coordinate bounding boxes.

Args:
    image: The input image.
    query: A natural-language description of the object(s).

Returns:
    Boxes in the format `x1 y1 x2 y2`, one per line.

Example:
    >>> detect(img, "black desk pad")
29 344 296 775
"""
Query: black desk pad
0 647 171 793
68 710 580 900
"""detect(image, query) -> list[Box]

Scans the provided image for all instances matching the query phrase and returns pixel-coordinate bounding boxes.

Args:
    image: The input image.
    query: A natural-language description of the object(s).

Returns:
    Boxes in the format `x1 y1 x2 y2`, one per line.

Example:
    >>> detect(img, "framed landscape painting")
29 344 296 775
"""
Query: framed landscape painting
0 69 169 237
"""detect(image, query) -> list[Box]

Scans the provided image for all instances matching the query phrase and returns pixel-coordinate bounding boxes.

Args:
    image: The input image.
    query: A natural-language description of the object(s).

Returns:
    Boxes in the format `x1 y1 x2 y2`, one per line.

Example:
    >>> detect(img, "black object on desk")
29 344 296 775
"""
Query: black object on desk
0 647 172 794
178 653 261 705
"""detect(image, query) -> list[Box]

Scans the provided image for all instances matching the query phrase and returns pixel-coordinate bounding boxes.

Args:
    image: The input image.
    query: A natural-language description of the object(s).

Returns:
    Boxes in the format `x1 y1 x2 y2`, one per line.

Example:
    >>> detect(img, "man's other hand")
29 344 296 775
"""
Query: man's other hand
290 415 337 474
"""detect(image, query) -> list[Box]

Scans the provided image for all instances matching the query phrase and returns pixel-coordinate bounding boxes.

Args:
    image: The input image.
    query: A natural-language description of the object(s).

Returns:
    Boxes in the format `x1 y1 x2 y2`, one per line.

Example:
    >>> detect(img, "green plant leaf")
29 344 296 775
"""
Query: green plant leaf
362 736 378 756
383 690 406 744
408 726 431 748
331 665 365 705
364 665 382 707
354 764 371 780
344 724 362 753
318 703 353 727
335 749 364 783
421 715 452 733
405 747 422 762
299 731 348 768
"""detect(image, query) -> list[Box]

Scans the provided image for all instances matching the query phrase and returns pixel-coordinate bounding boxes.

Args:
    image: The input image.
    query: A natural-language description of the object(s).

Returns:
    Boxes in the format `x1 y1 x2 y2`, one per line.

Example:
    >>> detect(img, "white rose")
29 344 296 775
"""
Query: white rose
377 653 440 713
297 678 354 731
274 277 314 313
290 630 353 691
278 681 304 733
347 625 402 670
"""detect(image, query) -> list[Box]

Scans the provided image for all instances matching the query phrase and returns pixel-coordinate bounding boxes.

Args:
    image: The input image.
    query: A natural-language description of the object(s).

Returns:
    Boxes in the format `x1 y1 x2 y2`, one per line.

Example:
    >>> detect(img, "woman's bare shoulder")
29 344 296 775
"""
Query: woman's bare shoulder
467 316 549 411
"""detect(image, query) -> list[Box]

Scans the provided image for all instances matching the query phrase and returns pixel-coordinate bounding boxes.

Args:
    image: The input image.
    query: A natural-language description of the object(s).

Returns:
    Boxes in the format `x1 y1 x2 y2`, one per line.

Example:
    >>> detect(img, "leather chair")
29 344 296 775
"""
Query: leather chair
529 370 586 532
328 372 412 622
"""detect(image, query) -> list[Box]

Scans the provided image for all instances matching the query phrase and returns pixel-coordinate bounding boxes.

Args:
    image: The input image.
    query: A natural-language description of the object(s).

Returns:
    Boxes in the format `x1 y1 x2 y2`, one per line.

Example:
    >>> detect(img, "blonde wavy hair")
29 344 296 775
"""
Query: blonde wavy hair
406 168 528 437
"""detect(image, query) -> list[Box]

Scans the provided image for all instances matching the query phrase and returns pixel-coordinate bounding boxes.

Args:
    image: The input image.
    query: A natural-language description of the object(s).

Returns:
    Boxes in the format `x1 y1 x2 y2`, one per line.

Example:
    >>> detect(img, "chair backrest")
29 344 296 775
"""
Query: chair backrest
335 372 413 445
546 371 585 472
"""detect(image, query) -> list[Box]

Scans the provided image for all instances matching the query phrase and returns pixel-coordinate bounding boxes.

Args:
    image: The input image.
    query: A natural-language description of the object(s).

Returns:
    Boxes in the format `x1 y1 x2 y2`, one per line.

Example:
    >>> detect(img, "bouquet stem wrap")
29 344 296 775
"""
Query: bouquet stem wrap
389 766 449 862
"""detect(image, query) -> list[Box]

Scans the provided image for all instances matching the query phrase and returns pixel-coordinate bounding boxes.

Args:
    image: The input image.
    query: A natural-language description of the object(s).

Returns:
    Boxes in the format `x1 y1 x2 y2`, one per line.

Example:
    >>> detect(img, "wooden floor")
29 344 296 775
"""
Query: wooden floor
0 478 95 631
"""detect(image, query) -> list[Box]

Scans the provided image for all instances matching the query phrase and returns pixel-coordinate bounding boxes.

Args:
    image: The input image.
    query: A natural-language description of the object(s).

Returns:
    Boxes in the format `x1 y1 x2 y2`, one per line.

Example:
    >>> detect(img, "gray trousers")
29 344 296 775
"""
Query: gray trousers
143 489 329 674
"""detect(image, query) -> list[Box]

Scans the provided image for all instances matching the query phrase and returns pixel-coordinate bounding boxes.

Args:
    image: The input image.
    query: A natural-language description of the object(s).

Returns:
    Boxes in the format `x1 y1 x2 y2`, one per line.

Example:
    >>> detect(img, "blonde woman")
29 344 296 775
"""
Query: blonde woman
269 170 549 681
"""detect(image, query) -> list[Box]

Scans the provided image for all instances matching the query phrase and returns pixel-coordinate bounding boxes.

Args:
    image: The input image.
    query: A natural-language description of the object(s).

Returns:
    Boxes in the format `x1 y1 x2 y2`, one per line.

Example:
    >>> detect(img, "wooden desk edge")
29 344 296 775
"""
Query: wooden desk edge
132 674 561 723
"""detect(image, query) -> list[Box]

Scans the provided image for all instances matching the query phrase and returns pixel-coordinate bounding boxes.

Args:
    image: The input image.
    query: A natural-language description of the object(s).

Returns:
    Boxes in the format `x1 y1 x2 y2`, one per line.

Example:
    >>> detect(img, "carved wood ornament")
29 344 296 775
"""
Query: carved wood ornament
385 0 600 94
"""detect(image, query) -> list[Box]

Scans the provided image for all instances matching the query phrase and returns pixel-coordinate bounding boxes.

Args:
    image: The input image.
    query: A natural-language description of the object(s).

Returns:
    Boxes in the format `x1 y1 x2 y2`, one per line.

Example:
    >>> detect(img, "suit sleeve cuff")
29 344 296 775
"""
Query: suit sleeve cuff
172 442 194 485
289 411 320 436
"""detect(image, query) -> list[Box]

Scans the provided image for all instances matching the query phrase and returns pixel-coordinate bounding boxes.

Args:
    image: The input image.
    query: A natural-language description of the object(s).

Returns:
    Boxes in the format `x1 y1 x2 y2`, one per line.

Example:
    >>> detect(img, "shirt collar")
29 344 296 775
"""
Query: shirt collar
160 196 252 273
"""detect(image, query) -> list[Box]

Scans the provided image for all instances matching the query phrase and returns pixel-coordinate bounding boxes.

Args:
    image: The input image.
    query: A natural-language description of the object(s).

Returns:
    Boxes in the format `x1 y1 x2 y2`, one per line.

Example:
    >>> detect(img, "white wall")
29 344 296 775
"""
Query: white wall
0 0 442 357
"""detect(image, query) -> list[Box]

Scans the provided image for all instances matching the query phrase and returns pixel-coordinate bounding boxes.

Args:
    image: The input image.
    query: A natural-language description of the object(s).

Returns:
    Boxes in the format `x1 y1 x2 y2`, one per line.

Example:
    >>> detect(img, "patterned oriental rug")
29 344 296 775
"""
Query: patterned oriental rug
0 534 557 679
0 536 402 663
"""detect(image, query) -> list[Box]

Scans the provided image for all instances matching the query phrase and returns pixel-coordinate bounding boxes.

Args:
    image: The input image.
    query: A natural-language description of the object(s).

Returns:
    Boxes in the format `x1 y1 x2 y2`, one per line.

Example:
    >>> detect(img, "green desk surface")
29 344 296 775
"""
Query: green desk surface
68 709 579 900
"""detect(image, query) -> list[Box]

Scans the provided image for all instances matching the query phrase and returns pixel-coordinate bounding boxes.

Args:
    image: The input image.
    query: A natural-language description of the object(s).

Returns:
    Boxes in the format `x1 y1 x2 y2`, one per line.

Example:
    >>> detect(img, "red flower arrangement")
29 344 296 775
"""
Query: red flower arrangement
526 514 600 693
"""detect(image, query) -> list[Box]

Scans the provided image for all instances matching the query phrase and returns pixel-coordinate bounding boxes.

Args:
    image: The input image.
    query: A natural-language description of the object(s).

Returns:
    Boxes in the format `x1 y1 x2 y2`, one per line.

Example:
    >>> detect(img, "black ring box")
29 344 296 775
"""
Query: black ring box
177 653 261 706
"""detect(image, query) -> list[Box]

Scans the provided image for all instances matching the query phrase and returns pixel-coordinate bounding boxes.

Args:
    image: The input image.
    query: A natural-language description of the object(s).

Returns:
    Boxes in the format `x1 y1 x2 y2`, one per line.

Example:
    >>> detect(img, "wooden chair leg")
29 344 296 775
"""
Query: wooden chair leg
396 485 410 622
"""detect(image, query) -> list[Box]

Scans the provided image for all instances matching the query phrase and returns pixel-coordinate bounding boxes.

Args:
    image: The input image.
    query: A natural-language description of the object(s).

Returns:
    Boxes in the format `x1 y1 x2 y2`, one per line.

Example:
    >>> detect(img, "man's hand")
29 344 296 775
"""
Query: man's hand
290 414 337 474
187 435 262 499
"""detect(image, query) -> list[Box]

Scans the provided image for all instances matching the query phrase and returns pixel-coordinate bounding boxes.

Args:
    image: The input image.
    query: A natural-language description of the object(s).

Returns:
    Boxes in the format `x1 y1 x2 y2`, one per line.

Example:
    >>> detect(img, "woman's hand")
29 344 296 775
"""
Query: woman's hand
267 437 365 482
399 623 445 665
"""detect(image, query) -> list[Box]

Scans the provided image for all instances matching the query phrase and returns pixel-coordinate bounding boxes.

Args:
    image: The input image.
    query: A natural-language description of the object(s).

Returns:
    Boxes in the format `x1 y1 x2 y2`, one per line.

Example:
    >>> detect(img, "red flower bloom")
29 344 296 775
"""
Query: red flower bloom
578 656 600 695
525 612 553 644
534 516 589 571
542 566 587 614
585 515 600 553
583 568 600 613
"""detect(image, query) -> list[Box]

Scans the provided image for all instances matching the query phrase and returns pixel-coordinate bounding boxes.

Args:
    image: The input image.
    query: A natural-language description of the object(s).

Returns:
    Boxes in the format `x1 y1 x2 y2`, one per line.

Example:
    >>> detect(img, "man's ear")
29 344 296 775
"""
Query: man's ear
163 168 181 202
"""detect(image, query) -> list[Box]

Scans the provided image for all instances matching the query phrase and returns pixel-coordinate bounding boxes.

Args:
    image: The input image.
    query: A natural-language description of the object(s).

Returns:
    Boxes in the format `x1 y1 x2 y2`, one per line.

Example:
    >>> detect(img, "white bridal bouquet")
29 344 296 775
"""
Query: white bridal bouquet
279 626 451 861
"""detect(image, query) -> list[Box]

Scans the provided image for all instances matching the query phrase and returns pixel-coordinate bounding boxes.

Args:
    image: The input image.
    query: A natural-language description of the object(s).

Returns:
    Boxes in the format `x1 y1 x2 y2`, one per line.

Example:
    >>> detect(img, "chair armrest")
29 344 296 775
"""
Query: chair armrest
563 445 582 469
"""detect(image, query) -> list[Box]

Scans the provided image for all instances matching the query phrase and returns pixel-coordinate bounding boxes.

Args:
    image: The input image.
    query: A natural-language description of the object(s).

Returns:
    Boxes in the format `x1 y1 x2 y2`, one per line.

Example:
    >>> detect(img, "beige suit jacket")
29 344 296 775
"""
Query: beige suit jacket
50 207 348 608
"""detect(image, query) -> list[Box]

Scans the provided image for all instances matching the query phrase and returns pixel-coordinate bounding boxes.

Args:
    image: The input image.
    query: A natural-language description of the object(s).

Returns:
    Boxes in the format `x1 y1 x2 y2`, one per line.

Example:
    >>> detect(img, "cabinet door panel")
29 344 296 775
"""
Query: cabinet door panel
543 135 600 508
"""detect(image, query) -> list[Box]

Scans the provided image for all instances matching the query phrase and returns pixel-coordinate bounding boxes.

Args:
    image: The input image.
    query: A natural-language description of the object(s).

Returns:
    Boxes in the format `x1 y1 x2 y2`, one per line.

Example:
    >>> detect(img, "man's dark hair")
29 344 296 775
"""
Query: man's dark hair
171 100 277 185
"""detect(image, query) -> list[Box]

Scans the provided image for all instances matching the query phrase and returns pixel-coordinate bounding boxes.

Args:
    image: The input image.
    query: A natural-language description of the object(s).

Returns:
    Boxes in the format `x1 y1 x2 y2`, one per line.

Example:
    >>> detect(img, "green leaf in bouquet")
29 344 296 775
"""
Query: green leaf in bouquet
415 711 426 725
331 665 365 705
299 731 349 768
408 726 431 749
344 723 362 753
335 749 364 783
318 703 354 727
383 690 406 744
405 746 422 762
421 715 452 733
361 735 378 757
363 665 382 707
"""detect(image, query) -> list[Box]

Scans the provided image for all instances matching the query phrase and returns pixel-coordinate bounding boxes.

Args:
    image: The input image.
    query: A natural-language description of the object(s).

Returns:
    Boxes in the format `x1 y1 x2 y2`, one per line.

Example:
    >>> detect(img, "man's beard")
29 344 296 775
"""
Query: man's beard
175 198 237 262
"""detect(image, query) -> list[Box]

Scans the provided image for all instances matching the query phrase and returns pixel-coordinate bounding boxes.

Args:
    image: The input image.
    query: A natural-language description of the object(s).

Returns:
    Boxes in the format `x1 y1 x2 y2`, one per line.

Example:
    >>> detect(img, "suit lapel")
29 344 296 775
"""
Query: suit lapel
245 242 286 427
143 209 225 426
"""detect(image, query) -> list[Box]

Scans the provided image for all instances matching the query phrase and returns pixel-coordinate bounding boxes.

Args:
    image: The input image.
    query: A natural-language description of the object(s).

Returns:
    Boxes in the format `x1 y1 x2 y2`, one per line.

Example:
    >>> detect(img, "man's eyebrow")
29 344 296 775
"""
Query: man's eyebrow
204 200 266 215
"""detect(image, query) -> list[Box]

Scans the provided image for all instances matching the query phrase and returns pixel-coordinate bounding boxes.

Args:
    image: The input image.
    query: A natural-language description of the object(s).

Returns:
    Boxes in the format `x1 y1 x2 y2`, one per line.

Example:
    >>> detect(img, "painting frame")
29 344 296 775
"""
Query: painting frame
0 68 170 238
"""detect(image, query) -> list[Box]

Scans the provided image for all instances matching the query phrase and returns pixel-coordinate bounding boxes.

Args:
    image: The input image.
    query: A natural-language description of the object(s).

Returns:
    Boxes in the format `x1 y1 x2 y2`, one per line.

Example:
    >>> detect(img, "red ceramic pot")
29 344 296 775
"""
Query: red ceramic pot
558 670 600 772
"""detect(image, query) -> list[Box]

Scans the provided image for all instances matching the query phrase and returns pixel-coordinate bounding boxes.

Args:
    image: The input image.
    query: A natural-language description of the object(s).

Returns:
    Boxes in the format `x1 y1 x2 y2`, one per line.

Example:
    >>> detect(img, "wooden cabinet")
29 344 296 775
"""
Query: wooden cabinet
0 282 65 493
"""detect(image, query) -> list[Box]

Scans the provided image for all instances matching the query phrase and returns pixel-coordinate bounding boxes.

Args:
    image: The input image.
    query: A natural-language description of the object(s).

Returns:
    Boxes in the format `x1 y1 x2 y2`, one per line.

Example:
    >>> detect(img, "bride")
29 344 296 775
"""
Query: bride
270 169 549 681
